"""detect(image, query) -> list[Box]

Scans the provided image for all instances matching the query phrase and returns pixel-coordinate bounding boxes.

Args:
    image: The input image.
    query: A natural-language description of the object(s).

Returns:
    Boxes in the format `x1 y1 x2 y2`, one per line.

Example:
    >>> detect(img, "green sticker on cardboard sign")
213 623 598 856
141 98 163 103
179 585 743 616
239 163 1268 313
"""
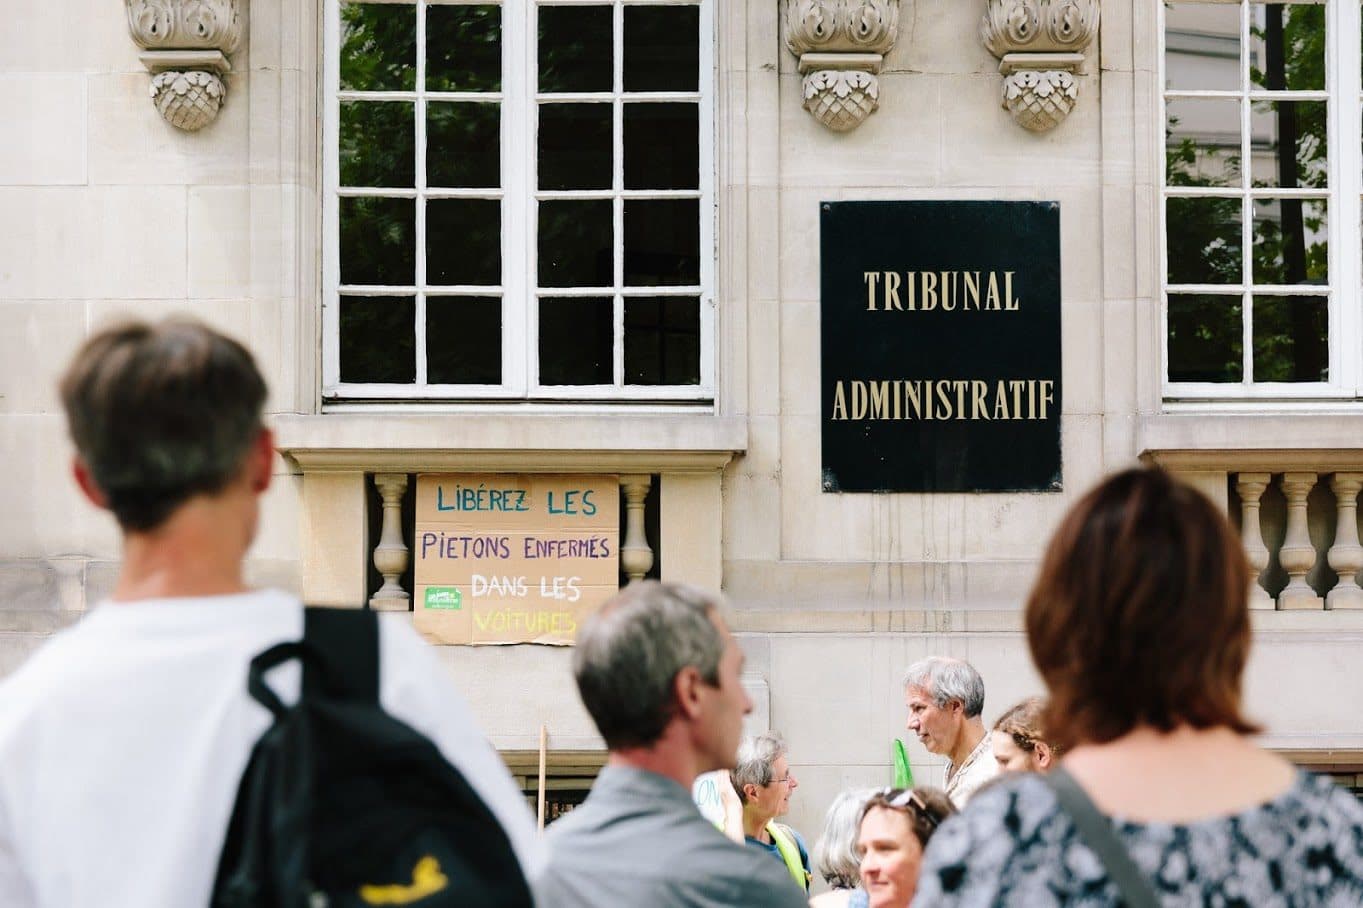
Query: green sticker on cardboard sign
425 586 463 610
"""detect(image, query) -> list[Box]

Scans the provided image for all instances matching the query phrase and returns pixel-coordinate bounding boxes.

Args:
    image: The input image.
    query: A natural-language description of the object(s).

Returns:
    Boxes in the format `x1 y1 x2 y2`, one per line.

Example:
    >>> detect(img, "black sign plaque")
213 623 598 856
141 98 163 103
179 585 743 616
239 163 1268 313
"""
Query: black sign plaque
821 201 1062 493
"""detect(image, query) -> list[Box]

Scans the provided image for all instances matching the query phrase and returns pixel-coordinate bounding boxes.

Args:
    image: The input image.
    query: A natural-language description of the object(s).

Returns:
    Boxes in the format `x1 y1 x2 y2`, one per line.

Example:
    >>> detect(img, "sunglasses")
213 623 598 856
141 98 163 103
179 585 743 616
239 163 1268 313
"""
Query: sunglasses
876 788 941 832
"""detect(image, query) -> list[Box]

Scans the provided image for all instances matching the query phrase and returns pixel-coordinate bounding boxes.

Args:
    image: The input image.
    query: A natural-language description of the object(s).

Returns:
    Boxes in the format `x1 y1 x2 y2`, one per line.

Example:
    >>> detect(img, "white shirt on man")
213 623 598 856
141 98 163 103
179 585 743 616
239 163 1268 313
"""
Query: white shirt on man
0 590 541 907
944 732 1000 808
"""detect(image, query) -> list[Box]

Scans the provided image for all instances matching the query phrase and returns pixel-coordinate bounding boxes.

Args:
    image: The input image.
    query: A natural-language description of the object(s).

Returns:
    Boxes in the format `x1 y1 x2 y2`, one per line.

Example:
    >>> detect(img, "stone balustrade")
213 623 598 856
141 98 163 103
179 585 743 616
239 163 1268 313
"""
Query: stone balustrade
1232 471 1363 611
364 473 659 611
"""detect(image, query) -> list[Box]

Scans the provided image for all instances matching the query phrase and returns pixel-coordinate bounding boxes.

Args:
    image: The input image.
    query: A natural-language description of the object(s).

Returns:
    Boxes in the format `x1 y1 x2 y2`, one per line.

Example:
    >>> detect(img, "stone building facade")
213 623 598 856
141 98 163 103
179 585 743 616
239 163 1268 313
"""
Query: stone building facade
3 0 1363 849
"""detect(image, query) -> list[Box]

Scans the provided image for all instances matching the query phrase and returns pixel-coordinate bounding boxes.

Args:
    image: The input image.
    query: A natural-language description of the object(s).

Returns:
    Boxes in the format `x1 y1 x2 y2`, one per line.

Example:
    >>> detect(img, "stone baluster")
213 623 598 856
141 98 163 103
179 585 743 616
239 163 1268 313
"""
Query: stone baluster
620 475 655 582
1327 473 1363 610
1277 472 1323 610
1234 473 1273 610
370 473 411 610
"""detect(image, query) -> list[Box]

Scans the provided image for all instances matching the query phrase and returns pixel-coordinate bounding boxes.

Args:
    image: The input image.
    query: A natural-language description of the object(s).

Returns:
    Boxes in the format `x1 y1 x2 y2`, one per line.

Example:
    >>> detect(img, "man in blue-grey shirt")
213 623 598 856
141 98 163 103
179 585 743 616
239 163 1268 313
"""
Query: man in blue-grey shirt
537 582 808 908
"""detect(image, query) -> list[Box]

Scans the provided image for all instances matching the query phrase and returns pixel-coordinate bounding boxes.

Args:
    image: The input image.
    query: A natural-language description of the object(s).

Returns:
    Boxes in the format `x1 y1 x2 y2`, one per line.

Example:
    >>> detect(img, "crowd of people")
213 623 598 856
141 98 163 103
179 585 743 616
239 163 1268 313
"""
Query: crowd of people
0 316 1361 906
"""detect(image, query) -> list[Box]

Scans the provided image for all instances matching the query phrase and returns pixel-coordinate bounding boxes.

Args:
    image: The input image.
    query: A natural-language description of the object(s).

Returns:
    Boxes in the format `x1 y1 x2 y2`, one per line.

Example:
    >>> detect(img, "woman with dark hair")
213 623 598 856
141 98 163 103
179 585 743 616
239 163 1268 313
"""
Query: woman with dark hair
914 467 1363 905
990 697 1058 774
857 787 955 908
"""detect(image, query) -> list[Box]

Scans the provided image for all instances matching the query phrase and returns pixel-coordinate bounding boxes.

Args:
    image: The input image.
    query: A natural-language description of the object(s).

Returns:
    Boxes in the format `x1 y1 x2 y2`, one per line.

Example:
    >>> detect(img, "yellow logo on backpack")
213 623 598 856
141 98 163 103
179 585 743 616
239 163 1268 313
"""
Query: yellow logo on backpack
358 855 450 904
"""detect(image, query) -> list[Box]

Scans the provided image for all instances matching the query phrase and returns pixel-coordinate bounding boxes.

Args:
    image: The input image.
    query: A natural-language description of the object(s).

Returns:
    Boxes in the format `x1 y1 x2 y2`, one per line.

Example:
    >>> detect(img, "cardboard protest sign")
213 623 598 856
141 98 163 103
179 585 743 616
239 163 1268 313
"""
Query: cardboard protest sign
414 474 620 645
691 770 731 828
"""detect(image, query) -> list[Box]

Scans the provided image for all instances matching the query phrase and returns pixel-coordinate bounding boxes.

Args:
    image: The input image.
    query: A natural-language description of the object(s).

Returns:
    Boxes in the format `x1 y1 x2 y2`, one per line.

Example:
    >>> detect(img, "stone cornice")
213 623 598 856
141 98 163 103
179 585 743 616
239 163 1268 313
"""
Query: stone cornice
274 413 748 474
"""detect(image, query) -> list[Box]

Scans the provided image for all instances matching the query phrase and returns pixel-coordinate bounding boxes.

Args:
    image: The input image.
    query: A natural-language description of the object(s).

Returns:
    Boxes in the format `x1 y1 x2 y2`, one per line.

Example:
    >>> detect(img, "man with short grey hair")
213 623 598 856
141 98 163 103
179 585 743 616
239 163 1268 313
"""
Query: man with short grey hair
731 731 811 891
903 656 998 807
538 581 807 908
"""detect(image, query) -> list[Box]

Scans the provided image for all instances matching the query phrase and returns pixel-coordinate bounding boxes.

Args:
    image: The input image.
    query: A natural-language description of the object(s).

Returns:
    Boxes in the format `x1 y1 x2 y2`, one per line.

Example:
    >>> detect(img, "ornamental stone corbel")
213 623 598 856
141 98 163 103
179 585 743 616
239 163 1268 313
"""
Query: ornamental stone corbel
784 0 900 133
125 0 244 131
980 0 1098 132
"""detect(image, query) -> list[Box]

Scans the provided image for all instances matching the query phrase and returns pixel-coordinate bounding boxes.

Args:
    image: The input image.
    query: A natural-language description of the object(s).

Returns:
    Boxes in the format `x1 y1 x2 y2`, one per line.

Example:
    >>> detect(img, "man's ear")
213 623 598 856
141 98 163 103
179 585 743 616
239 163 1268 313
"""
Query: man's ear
72 459 109 511
673 664 704 721
249 428 275 494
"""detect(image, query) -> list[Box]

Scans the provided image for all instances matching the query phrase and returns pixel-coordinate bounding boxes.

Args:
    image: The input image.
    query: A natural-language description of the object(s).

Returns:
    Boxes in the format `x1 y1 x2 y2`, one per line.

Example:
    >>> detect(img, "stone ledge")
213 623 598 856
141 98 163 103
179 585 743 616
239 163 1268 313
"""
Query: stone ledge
274 413 747 474
1140 413 1363 471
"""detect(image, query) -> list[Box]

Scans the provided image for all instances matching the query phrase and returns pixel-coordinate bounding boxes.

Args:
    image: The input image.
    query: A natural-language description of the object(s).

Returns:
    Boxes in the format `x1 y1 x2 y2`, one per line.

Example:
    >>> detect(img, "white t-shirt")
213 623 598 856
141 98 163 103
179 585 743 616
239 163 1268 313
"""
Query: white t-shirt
0 590 542 907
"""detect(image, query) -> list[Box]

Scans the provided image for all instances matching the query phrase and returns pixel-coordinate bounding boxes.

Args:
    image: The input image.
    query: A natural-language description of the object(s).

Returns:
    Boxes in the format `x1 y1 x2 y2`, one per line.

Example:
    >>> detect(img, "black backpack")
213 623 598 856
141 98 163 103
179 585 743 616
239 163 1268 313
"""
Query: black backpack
212 607 534 908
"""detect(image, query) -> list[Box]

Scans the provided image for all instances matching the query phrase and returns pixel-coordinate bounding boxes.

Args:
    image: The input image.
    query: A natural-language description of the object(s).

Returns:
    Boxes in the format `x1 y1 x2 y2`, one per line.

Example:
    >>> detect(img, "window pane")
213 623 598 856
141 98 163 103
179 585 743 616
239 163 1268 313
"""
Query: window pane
340 197 415 285
624 103 698 190
624 5 699 92
340 295 415 383
624 200 699 286
1163 2 1240 92
539 297 613 384
427 200 501 285
625 296 699 385
1167 294 1243 383
1252 294 1327 382
339 102 414 187
538 103 612 190
539 200 613 287
1166 196 1243 285
1252 197 1327 284
427 4 501 92
1165 98 1241 189
538 6 612 93
427 102 500 188
340 3 416 92
427 295 502 384
1249 2 1324 92
1249 100 1327 189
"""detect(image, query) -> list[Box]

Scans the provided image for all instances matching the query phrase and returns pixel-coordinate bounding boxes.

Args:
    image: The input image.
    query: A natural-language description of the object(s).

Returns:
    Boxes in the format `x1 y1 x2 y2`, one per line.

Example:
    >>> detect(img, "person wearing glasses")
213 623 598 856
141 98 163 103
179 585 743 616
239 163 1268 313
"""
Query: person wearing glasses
990 697 1058 774
857 787 955 908
730 732 812 892
915 468 1363 905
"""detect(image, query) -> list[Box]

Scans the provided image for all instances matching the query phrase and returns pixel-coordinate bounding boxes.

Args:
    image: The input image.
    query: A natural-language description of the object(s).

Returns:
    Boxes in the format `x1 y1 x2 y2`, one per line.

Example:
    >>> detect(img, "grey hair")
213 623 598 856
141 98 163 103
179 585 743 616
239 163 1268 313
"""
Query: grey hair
572 581 726 750
812 788 876 889
730 731 787 802
902 657 986 718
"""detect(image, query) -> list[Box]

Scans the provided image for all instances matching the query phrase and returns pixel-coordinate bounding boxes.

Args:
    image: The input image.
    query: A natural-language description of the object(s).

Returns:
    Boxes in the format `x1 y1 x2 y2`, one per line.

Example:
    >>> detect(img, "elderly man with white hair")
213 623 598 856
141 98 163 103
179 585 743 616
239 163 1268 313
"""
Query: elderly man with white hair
902 657 998 807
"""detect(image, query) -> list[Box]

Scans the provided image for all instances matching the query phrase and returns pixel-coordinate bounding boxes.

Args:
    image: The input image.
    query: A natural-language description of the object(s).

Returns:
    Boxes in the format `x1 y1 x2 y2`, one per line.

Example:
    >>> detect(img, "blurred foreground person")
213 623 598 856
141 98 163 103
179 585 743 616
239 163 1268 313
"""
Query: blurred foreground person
809 788 876 908
915 468 1363 906
990 697 1057 773
0 319 538 906
902 657 998 807
538 581 807 908
858 788 955 908
732 732 812 891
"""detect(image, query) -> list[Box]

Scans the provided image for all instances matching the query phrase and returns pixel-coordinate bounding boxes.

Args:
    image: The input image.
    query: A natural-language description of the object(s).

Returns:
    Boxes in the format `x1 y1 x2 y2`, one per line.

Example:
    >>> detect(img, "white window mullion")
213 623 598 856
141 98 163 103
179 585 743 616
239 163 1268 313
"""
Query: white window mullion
612 0 626 389
415 0 429 388
505 0 531 395
1239 0 1254 387
322 0 342 394
697 0 716 399
1333 0 1363 393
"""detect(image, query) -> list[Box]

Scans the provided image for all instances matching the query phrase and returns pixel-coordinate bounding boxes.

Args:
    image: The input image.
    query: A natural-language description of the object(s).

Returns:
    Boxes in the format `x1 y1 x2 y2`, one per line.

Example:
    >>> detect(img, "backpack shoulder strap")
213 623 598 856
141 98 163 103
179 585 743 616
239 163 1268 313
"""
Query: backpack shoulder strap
303 606 380 703
1044 767 1160 908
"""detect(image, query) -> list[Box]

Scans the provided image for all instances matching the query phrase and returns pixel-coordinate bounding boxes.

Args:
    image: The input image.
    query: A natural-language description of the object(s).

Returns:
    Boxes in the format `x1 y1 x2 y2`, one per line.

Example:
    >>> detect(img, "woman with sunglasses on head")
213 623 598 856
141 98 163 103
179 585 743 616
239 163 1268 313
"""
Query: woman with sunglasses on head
857 787 955 908
914 468 1363 906
990 697 1058 774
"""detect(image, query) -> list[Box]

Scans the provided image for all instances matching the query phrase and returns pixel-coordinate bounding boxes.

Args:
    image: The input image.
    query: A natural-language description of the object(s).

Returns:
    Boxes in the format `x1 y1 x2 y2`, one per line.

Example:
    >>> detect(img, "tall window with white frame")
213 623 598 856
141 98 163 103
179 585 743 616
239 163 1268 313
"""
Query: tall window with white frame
324 0 714 402
1161 0 1362 399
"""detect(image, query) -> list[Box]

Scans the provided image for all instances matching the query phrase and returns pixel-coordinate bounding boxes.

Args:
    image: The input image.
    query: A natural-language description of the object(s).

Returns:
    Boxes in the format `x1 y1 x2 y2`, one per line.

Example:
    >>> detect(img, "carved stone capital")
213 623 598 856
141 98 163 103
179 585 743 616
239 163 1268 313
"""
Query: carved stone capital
126 0 243 53
125 0 244 132
786 0 899 56
784 0 900 132
981 0 1098 132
